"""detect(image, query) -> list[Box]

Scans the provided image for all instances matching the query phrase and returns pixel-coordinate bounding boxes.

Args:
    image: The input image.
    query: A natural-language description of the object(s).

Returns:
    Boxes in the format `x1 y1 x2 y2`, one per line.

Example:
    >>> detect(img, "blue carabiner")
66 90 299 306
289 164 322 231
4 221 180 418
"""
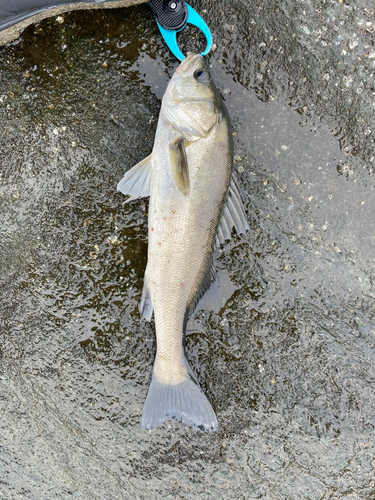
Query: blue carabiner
151 2 212 61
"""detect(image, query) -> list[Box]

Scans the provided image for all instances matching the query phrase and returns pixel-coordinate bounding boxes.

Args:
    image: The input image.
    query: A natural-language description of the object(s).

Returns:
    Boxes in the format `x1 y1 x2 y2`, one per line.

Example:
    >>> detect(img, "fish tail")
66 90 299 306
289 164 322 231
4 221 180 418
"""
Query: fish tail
141 363 218 432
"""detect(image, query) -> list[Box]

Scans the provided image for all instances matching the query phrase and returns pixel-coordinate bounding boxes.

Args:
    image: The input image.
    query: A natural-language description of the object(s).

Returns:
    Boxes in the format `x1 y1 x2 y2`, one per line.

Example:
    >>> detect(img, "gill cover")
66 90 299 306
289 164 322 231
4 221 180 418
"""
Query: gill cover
162 55 219 138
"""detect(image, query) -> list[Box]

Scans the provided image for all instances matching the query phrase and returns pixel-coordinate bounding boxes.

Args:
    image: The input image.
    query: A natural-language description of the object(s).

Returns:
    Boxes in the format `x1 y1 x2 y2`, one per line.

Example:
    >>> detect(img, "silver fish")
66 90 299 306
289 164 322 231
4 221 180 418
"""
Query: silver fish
117 53 249 431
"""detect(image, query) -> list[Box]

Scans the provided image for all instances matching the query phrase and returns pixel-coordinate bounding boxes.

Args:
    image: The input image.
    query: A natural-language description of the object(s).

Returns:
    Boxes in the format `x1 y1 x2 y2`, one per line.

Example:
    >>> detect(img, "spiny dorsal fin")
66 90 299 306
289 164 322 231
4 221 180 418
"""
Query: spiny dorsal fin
215 173 249 248
169 136 190 196
117 154 153 203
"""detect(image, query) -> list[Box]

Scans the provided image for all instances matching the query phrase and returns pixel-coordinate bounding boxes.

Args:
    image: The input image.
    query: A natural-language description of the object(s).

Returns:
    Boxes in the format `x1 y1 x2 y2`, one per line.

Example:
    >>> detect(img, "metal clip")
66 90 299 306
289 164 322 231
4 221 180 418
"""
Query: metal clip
149 0 212 61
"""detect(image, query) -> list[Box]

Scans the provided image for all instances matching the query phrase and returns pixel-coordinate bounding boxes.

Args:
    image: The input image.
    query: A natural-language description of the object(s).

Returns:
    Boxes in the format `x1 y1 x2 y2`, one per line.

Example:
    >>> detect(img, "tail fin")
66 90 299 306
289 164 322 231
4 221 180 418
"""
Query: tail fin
141 369 218 432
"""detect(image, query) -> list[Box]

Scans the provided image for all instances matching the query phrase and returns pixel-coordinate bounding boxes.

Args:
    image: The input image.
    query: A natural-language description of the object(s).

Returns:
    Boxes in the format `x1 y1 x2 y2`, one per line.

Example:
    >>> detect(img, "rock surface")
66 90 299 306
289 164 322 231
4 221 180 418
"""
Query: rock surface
0 1 374 498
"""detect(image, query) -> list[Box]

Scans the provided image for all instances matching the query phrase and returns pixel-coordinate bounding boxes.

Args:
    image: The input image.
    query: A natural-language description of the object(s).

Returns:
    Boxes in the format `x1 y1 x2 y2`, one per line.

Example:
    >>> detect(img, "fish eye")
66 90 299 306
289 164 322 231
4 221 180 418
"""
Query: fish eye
193 68 211 83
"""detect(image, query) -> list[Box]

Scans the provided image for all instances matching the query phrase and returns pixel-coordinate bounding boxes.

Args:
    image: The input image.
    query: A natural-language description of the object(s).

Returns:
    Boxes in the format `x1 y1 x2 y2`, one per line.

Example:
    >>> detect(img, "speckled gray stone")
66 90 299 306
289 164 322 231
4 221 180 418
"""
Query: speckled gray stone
0 1 374 499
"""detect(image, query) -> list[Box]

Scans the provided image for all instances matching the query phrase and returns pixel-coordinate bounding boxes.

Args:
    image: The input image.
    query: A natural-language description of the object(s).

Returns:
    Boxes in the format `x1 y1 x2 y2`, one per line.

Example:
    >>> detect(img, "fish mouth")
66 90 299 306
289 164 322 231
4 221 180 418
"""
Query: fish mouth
175 53 202 76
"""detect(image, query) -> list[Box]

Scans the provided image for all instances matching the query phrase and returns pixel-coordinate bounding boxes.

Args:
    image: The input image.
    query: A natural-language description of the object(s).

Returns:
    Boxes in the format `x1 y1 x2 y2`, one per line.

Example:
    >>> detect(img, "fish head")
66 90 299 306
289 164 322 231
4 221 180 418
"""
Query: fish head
162 54 223 139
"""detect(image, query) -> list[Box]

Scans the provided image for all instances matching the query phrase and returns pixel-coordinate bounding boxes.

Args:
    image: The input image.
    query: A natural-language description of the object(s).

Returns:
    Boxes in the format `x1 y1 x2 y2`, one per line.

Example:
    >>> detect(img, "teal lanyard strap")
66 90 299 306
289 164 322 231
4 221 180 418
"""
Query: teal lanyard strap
149 1 212 61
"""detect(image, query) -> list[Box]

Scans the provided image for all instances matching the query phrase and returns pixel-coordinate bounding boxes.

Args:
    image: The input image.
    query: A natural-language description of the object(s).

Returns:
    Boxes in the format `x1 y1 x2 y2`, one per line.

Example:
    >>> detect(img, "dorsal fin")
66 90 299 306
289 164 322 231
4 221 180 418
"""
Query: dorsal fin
117 154 153 203
215 173 249 247
188 261 217 317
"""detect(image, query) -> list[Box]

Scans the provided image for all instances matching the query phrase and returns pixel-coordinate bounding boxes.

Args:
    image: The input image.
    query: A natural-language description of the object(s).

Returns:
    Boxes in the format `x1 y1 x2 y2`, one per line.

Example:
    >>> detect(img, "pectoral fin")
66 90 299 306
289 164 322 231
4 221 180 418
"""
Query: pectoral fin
169 136 190 196
117 154 153 203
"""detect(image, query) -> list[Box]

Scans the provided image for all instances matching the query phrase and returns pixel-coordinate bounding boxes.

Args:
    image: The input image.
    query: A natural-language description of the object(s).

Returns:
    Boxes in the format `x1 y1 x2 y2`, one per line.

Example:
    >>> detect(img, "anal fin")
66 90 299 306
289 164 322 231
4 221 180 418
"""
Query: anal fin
139 277 153 322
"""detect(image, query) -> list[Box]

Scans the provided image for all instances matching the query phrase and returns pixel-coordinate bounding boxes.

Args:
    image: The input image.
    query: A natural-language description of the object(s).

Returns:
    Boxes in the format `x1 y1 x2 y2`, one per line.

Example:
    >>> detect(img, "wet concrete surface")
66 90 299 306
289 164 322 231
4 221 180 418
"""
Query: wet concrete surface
0 1 375 498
